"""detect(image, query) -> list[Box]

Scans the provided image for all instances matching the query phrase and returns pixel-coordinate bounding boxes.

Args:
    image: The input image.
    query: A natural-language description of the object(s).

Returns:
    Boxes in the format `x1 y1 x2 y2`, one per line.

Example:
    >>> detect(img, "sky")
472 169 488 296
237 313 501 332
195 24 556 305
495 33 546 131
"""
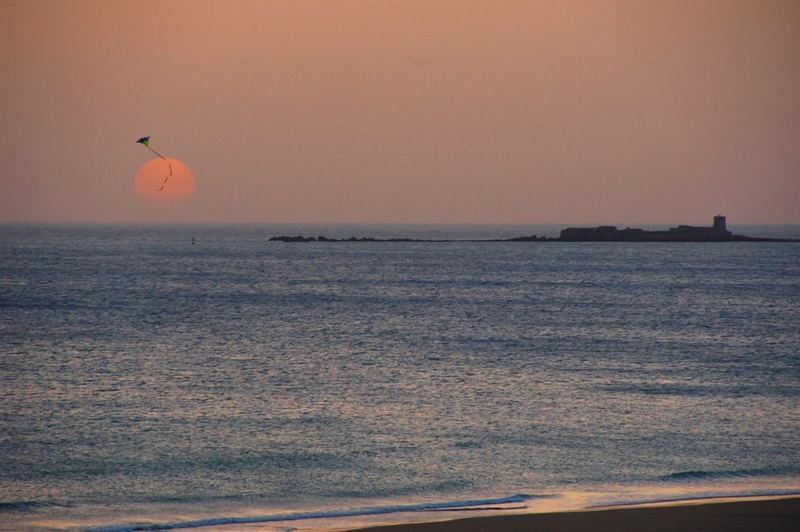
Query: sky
1 0 799 224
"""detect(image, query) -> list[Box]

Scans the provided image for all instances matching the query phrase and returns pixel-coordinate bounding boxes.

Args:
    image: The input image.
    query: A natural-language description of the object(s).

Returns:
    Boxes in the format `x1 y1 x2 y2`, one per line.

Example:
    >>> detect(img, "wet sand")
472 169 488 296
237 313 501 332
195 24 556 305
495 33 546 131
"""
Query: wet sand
351 496 800 532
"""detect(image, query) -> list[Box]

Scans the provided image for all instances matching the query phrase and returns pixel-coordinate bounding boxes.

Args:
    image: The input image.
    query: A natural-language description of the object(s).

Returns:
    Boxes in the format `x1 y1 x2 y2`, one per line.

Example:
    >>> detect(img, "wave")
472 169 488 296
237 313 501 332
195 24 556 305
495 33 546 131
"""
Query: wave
659 466 799 482
86 494 535 532
0 500 69 513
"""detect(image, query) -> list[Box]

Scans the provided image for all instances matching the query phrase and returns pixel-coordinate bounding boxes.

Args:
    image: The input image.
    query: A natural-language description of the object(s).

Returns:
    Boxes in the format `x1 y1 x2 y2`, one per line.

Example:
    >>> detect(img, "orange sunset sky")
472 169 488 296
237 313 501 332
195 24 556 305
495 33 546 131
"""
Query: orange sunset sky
1 0 799 224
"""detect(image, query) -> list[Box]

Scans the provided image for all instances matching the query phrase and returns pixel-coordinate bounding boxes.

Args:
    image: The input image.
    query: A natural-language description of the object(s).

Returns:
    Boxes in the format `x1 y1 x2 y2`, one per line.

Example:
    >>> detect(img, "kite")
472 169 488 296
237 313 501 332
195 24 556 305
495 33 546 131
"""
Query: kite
136 136 173 191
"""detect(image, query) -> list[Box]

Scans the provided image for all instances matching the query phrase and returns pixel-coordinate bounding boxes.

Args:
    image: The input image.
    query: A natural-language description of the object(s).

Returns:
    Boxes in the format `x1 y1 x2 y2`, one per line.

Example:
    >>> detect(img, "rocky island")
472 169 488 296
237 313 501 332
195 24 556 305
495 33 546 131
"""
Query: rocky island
557 215 793 241
269 216 799 243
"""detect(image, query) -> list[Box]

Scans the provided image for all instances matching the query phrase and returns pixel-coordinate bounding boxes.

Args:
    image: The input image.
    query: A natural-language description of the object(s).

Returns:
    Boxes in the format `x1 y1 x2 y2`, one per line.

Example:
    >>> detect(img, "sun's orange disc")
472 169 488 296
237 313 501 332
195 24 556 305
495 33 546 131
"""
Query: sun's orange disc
134 158 195 202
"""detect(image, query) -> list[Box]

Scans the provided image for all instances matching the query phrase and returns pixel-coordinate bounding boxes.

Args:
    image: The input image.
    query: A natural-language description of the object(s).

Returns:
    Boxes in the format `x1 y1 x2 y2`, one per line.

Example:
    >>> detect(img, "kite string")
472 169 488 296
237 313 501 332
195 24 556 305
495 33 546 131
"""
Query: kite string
147 145 166 159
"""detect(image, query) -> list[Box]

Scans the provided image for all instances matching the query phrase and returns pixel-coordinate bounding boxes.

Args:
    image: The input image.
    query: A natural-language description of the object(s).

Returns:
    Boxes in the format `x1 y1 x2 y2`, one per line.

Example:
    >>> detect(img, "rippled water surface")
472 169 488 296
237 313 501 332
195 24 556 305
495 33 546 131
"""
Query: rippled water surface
1 224 799 529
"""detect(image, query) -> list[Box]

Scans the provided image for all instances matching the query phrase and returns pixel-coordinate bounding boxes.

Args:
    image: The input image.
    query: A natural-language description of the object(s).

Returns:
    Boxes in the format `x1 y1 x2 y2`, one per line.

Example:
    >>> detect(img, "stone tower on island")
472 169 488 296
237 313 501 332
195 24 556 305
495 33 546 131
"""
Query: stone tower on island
713 215 727 233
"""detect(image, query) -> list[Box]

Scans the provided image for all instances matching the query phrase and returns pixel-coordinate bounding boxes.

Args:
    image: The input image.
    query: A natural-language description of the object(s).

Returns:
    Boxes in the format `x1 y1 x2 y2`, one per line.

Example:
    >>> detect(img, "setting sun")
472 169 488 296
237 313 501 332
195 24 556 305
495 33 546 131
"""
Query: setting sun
134 158 195 202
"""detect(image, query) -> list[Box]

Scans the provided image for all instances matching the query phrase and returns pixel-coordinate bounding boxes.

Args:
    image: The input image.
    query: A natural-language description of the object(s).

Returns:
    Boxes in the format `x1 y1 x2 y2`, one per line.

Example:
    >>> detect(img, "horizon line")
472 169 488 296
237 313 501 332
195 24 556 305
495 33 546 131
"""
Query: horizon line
2 220 800 227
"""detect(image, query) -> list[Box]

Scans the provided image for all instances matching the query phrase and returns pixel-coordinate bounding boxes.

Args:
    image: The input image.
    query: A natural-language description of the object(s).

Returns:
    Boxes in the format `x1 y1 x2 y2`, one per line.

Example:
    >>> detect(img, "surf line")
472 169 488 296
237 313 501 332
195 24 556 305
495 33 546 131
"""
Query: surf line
85 494 534 531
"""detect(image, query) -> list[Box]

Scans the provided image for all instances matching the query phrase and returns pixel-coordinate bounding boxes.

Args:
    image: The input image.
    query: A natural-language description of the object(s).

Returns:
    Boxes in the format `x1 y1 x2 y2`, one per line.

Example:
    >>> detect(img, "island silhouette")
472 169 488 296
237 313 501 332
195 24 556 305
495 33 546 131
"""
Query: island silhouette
270 216 798 243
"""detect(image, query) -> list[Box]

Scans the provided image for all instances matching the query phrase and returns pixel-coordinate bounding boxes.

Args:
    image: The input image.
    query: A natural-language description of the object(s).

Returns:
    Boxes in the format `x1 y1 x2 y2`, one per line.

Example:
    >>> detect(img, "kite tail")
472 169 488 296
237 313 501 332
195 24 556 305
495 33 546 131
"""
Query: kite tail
157 163 173 192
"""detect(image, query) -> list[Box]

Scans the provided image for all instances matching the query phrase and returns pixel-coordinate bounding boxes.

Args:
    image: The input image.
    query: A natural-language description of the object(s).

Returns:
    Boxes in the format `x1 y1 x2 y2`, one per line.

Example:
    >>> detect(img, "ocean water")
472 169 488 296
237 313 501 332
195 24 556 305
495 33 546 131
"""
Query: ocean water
1 224 799 530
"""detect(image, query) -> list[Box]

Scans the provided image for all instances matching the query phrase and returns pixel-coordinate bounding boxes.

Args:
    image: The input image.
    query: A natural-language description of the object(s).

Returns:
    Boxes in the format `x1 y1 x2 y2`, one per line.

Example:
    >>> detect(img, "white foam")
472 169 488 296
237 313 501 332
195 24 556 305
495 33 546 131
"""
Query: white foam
86 494 533 532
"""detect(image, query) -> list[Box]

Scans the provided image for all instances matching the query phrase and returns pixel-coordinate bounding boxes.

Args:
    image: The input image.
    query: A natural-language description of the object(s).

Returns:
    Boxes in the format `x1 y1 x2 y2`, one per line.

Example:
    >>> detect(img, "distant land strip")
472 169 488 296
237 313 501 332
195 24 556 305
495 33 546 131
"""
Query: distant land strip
269 216 800 243
269 234 799 243
269 235 551 243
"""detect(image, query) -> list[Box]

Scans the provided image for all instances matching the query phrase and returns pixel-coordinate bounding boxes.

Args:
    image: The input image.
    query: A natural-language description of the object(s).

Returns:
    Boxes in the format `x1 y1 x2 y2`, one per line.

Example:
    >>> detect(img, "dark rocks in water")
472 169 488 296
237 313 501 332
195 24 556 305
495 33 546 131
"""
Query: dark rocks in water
505 235 554 242
270 235 427 242
269 234 554 243
269 235 316 242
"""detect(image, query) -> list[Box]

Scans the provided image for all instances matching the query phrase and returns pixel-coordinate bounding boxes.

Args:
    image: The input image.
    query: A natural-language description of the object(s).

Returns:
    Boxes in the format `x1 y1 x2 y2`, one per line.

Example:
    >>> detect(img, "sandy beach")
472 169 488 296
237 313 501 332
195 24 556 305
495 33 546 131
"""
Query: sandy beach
351 496 800 532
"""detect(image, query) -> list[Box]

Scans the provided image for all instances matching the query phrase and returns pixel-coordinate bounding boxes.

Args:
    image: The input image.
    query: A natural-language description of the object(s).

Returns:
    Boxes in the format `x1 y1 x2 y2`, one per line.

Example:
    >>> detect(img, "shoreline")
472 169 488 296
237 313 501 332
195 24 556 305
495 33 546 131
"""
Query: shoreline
17 490 800 530
348 495 800 532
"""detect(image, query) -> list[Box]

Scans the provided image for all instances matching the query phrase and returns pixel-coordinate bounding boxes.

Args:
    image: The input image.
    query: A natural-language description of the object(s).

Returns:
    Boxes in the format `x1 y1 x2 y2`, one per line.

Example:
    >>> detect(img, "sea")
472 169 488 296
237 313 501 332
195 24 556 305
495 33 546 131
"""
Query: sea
1 223 799 531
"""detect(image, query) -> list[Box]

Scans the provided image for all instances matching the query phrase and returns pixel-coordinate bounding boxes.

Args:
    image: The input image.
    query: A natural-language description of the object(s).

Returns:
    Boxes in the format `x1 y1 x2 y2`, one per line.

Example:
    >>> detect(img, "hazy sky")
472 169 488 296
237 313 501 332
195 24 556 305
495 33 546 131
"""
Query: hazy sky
2 0 799 224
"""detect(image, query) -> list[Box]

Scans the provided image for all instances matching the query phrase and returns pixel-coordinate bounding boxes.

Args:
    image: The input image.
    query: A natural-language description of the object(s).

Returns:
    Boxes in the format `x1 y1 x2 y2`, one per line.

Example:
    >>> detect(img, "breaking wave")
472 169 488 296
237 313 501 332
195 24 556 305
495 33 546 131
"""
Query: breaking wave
86 494 535 532
659 467 799 482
